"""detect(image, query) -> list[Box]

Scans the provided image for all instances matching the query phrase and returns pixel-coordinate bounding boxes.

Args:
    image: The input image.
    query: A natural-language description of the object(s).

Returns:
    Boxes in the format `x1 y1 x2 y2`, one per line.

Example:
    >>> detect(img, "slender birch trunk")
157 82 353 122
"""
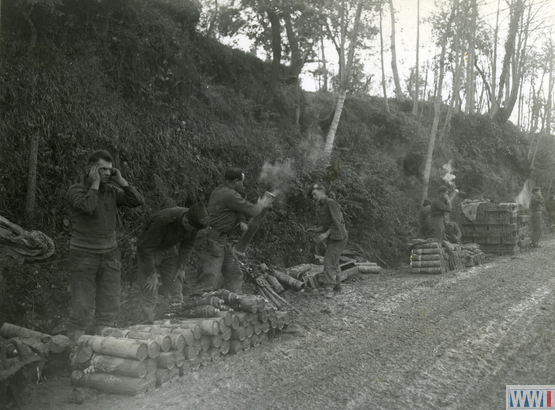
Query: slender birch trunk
324 1 364 161
379 6 389 111
388 0 403 101
412 0 420 115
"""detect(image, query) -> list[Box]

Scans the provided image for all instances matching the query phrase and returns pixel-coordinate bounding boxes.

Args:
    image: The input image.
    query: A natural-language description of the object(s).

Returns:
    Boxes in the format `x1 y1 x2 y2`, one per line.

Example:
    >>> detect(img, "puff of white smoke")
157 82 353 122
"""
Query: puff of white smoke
442 160 456 186
515 179 532 208
258 159 296 192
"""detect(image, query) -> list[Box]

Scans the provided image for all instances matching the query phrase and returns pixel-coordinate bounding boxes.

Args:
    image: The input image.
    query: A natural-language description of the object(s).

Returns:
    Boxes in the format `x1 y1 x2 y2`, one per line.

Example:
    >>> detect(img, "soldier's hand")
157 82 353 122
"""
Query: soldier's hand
143 275 158 292
238 222 248 232
175 269 186 283
258 194 273 209
89 165 101 184
110 168 128 186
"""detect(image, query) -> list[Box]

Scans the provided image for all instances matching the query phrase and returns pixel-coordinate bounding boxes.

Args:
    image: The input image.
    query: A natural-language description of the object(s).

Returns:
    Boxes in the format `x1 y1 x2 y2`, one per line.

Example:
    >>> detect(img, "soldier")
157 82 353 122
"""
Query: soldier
428 186 452 241
444 213 462 244
60 150 144 342
307 183 348 297
530 187 544 248
136 204 209 324
417 199 432 239
191 168 273 296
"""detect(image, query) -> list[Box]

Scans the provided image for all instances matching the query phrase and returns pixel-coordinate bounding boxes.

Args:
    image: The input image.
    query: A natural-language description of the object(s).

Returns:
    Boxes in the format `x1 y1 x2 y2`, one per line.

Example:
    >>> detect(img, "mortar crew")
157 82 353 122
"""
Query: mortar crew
191 168 273 296
428 186 452 241
416 199 432 239
444 213 462 244
307 183 348 296
530 187 544 248
136 204 209 324
60 150 144 342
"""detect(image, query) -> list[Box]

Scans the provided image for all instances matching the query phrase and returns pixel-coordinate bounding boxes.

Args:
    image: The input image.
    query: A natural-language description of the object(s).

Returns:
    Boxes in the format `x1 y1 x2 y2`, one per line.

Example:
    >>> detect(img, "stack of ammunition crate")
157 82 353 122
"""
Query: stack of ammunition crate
460 202 529 256
410 241 448 274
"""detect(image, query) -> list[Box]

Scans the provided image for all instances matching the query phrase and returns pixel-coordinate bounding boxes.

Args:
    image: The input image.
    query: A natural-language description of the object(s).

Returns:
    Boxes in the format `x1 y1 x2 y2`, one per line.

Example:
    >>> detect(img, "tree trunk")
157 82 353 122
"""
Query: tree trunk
490 0 501 117
379 6 389 112
546 46 554 136
465 0 477 114
284 14 310 124
440 0 463 141
493 0 524 123
422 5 454 203
324 90 347 159
267 9 282 83
25 134 39 221
388 0 403 101
412 0 420 115
206 0 219 38
440 50 464 141
320 34 328 92
324 1 363 161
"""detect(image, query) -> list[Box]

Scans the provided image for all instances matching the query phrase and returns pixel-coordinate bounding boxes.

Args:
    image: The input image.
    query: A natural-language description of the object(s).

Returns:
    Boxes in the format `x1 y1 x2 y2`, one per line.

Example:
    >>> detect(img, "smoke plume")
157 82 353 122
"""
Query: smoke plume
258 159 296 196
442 160 456 187
515 179 531 208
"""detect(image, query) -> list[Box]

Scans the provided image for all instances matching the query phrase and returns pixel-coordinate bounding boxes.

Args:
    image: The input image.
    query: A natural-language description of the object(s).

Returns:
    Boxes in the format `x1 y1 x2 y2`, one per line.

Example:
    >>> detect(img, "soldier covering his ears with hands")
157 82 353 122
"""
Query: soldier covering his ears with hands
58 150 144 343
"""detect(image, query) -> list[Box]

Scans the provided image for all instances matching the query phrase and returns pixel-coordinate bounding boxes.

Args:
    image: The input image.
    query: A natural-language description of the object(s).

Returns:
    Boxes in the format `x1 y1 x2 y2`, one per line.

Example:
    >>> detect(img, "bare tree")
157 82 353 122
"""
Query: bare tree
323 0 365 160
412 0 420 115
388 0 403 101
440 0 465 141
489 0 502 116
422 3 457 203
379 3 389 111
492 0 526 123
465 0 477 114
529 39 554 171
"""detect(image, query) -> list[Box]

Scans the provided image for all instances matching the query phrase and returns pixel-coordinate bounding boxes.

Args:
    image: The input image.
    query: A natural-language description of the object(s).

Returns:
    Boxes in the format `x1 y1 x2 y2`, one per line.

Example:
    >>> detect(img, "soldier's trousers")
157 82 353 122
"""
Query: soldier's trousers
67 248 121 332
192 229 243 296
318 237 348 286
531 211 542 245
137 247 183 323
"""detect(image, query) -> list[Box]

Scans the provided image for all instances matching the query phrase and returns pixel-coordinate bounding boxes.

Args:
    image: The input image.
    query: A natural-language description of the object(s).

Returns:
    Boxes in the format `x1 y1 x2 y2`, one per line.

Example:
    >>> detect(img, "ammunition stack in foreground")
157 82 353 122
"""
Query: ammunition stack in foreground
70 291 291 396
70 335 159 395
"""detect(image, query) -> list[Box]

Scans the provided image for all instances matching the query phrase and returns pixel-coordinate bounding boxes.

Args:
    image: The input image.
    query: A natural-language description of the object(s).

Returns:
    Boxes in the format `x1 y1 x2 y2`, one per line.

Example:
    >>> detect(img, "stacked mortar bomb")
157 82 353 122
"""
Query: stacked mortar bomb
71 291 291 396
70 334 159 395
284 261 382 290
410 241 448 274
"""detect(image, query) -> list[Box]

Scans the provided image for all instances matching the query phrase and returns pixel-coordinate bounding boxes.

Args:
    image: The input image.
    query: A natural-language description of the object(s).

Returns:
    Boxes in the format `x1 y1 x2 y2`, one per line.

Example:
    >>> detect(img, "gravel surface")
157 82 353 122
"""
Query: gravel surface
20 237 555 410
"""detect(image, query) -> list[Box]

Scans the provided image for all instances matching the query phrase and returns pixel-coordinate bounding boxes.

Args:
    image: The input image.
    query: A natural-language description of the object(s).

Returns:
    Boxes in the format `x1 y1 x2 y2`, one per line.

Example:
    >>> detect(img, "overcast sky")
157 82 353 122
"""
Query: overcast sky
302 0 555 99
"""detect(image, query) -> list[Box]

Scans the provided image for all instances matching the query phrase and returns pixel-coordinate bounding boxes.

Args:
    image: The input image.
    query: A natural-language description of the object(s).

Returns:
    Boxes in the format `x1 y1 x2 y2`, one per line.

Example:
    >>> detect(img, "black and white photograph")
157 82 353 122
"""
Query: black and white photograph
1 0 555 408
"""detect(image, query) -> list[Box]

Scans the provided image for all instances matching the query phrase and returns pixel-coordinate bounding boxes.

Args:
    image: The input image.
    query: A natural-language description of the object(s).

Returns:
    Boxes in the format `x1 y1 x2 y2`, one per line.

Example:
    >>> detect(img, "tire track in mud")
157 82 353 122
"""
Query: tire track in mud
21 241 555 410
342 243 555 410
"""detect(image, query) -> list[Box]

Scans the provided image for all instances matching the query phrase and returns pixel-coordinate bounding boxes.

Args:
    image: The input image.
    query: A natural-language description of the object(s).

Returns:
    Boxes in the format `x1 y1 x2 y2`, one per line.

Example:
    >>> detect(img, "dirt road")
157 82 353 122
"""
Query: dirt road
22 238 555 410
